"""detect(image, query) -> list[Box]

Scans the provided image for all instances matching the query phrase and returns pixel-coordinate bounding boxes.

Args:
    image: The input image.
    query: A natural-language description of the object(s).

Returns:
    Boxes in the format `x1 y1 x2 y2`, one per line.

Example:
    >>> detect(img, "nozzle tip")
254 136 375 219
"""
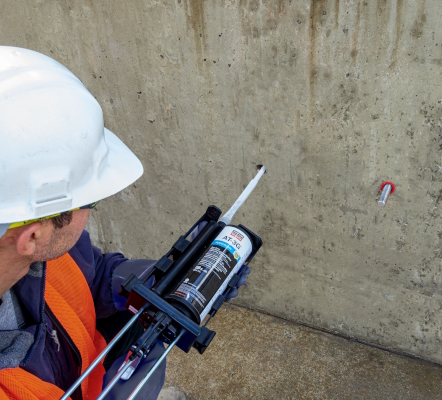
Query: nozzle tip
256 164 267 173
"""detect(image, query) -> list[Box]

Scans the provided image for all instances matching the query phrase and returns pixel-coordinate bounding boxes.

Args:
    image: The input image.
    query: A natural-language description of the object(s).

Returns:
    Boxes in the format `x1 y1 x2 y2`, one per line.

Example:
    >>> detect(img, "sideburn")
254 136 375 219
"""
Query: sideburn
52 212 73 229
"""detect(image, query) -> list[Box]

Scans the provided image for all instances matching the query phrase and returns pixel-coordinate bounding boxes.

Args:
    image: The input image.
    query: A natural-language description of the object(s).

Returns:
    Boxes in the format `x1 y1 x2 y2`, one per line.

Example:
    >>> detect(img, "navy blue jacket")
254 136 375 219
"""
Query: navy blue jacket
4 230 165 399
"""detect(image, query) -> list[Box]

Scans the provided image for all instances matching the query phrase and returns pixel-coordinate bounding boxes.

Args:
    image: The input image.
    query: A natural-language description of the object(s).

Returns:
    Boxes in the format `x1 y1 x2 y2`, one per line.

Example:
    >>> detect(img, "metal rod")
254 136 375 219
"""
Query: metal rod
378 184 392 208
96 353 136 400
127 329 185 400
219 165 266 225
61 305 147 400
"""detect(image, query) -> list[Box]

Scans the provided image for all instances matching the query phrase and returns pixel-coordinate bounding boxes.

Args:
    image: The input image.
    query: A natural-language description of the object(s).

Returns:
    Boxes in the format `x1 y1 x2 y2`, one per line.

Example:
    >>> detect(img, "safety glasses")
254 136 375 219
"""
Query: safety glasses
8 201 100 230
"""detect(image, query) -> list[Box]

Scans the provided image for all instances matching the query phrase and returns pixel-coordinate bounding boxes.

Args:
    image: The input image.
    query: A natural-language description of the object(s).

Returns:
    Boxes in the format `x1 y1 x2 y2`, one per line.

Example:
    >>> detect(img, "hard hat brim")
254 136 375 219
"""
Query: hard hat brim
88 127 144 204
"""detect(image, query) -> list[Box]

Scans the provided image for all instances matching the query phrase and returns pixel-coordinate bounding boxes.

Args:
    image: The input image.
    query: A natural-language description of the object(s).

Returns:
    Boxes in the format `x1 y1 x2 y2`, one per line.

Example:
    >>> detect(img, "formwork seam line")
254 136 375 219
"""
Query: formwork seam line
232 304 442 369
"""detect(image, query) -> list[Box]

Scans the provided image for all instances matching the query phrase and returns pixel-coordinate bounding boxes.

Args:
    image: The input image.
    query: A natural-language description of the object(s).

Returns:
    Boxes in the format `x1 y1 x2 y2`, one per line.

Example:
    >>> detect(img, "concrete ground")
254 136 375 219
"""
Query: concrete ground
163 305 442 400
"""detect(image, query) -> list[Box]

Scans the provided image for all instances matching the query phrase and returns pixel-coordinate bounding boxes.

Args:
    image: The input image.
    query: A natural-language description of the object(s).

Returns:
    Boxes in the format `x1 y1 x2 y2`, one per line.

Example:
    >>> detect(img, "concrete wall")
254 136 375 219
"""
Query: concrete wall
2 0 442 363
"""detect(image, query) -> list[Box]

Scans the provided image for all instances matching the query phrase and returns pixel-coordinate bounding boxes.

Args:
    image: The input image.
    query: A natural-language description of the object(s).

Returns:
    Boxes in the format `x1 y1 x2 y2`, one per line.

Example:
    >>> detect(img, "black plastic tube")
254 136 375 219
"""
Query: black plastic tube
152 221 223 297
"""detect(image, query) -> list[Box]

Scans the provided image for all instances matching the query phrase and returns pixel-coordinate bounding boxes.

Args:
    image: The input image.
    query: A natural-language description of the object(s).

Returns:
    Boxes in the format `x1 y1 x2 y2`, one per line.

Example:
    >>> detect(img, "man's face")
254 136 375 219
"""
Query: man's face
33 209 90 262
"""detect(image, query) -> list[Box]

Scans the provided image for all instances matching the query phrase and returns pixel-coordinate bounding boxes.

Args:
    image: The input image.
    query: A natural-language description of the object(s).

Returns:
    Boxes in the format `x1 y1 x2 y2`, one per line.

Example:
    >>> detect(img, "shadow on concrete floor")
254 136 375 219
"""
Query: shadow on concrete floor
163 305 442 400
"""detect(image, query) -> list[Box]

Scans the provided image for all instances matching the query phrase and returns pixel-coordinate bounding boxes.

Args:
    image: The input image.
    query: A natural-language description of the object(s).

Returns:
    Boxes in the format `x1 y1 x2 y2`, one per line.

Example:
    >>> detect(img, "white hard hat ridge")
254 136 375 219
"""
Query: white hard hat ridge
0 46 144 230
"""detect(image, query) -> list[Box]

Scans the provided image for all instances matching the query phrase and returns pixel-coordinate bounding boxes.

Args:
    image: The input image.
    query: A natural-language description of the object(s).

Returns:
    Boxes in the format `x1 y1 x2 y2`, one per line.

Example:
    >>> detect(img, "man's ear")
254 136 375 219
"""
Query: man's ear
16 222 44 256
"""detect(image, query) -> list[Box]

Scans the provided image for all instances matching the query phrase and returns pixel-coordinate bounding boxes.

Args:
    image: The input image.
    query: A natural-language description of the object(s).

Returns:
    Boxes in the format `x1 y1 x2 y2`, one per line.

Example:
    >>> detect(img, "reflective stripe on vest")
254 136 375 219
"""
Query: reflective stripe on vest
0 253 107 399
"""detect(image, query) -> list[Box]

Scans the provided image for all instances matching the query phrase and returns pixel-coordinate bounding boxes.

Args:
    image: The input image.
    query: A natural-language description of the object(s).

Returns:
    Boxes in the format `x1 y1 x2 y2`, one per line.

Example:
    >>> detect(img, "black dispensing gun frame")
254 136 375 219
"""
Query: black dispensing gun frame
62 167 266 400
119 205 262 355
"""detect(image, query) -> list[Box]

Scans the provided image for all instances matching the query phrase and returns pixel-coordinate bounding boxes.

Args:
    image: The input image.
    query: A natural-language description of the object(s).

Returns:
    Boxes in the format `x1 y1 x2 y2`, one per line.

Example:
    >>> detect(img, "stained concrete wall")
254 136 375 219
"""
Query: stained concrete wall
2 0 442 363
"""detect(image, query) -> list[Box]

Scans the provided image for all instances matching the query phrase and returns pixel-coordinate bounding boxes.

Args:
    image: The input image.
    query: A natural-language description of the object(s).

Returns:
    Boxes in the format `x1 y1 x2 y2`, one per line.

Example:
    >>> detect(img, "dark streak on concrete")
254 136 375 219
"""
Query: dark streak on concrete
377 0 387 16
187 0 206 72
350 0 361 66
375 0 391 60
309 0 326 124
391 0 404 62
411 0 427 39
335 0 339 29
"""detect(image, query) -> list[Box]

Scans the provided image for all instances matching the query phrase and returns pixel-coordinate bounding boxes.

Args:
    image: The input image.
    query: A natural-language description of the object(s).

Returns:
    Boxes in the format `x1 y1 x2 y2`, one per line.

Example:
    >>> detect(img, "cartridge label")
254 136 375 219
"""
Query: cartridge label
169 226 252 322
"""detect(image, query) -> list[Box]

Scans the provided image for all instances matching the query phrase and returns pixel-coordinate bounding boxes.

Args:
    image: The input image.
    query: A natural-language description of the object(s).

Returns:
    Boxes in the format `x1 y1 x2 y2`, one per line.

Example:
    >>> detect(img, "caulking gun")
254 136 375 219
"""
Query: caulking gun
61 165 266 400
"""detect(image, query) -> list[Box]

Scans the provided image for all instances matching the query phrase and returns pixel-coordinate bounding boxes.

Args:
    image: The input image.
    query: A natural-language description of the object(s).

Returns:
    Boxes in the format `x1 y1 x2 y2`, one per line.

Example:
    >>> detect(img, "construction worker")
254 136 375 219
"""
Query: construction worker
0 45 171 399
0 46 249 400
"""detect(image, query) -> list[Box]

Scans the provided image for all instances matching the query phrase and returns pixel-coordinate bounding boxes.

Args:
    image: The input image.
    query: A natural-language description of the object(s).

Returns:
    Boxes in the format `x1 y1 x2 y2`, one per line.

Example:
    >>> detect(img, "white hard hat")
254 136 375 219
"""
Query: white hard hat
0 47 143 238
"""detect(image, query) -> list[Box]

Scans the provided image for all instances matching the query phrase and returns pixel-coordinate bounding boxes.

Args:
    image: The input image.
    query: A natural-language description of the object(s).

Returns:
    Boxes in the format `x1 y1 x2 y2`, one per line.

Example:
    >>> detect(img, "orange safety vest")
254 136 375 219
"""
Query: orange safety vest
0 253 107 399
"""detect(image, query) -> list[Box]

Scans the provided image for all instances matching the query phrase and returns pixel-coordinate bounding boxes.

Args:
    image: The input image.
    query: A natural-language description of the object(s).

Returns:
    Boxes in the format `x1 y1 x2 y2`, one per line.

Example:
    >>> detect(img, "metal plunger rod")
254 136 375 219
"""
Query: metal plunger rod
61 305 148 400
127 330 185 400
97 312 168 400
96 355 137 400
219 166 266 225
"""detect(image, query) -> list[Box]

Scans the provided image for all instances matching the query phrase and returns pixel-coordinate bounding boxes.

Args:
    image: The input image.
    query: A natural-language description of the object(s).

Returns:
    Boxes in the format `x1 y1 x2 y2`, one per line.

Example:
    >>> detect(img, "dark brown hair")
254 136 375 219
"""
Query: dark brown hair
52 212 73 229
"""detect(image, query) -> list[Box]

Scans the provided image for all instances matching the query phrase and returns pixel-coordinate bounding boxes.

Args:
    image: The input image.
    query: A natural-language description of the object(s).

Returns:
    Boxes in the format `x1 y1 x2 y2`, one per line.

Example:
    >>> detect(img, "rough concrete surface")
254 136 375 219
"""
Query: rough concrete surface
158 386 188 400
164 305 442 399
1 0 442 362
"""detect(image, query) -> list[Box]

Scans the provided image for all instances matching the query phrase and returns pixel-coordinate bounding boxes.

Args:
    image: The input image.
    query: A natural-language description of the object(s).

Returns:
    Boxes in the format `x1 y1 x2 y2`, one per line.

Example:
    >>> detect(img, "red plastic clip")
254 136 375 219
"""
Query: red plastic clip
380 181 395 194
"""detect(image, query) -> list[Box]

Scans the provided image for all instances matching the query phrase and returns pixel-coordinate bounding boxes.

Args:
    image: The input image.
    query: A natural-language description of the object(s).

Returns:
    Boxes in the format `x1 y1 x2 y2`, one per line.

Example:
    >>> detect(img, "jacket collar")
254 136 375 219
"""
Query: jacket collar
0 262 46 369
